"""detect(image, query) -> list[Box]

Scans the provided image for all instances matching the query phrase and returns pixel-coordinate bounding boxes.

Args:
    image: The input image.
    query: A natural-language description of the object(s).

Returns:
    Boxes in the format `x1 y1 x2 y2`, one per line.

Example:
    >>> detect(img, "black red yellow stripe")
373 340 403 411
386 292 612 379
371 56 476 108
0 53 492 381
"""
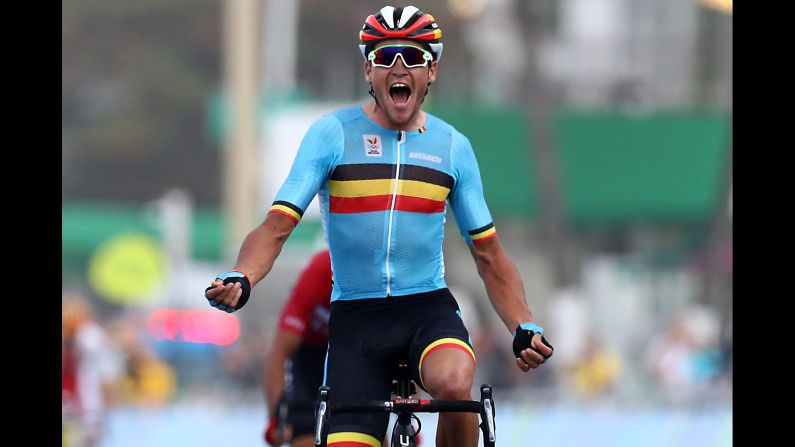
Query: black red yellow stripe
328 163 452 214
269 201 303 223
328 432 381 447
418 338 476 389
468 223 497 244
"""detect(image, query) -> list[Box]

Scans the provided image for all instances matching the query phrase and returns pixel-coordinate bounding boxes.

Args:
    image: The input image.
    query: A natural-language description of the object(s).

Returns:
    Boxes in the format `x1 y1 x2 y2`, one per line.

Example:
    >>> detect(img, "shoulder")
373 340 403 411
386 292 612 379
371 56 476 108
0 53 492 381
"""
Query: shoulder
306 106 371 138
329 105 366 124
308 111 344 134
425 112 471 148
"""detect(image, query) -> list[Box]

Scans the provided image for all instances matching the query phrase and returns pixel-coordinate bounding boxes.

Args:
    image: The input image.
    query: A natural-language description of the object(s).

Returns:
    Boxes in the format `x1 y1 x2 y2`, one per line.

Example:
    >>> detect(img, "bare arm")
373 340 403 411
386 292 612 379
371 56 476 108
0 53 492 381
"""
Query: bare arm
469 235 552 370
468 235 533 333
206 212 296 307
235 212 297 285
264 329 303 415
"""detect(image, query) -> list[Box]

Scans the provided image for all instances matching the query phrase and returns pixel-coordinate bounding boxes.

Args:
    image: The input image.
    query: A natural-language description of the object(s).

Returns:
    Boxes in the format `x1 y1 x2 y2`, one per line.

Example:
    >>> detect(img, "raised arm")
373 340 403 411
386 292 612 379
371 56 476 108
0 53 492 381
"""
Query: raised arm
468 235 531 333
205 211 296 309
468 234 552 371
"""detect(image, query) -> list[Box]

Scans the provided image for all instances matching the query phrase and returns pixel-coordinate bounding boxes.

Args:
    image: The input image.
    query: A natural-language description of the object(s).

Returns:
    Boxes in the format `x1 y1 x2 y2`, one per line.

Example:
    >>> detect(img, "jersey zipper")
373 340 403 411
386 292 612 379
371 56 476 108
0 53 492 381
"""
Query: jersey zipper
385 130 405 297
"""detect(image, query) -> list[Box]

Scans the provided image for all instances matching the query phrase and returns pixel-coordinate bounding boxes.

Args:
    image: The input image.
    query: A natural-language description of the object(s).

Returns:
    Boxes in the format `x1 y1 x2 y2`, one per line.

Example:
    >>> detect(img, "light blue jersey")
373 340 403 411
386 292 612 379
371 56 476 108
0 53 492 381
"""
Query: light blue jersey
269 106 496 301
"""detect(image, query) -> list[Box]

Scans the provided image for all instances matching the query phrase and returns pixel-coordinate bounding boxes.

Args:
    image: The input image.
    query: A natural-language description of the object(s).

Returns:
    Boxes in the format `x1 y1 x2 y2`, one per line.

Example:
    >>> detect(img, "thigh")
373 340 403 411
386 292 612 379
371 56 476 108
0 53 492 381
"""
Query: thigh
407 289 476 392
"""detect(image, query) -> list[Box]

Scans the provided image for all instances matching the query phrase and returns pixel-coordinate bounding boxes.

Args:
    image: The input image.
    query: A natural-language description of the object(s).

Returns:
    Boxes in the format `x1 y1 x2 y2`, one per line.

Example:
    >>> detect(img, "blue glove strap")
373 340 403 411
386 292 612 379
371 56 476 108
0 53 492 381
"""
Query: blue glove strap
517 322 544 336
217 271 246 281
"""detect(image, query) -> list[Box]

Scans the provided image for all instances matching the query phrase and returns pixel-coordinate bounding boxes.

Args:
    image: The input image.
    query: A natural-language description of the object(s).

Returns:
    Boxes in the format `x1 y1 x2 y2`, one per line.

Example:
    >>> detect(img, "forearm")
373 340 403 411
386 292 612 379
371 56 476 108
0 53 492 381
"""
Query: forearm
264 349 286 415
470 240 534 333
264 330 302 414
233 212 295 286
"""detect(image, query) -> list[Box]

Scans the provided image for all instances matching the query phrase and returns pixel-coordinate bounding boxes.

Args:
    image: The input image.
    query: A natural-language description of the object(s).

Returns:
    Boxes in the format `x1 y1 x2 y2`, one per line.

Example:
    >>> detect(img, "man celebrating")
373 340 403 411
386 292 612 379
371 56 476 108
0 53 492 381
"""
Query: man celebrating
206 6 553 447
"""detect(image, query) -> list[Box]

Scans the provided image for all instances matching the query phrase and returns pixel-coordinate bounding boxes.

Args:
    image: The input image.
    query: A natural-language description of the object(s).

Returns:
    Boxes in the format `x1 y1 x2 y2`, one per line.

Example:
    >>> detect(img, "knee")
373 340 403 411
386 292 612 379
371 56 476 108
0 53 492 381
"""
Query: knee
424 368 473 400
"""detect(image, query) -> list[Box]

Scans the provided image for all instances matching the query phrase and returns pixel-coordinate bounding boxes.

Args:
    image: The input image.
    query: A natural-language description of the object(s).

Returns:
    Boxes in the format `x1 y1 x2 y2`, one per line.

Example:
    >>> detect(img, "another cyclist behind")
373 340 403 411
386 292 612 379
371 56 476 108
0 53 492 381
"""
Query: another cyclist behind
263 249 418 447
205 6 553 447
263 250 331 447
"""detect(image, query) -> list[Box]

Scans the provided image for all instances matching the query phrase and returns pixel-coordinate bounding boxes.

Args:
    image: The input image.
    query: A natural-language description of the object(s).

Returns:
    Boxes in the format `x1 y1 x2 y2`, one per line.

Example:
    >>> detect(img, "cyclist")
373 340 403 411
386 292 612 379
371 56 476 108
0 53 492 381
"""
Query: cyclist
206 6 553 447
263 249 419 447
263 249 331 447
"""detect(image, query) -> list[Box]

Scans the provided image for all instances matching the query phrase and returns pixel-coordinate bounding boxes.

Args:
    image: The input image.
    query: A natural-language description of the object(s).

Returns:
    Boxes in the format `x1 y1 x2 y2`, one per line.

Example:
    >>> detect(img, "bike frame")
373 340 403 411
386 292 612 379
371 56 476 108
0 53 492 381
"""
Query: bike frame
313 362 496 447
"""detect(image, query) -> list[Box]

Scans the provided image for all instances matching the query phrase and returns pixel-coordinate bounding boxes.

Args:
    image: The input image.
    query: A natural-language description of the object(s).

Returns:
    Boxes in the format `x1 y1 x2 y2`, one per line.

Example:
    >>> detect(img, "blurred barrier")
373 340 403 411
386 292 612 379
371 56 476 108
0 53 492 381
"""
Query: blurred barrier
102 401 731 447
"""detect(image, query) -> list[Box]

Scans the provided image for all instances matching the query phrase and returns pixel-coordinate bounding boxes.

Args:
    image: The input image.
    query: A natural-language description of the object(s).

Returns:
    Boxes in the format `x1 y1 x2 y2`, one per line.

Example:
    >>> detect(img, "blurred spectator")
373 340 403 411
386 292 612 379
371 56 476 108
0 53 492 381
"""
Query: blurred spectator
221 330 268 392
567 332 622 400
62 293 123 447
646 316 696 404
645 305 726 405
684 305 724 386
113 316 177 407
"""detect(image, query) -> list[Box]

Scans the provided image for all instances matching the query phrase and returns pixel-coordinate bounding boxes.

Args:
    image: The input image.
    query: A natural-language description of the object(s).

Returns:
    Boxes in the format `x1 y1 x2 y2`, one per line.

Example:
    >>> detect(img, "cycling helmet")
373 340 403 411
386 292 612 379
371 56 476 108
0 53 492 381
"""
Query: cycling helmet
359 5 443 62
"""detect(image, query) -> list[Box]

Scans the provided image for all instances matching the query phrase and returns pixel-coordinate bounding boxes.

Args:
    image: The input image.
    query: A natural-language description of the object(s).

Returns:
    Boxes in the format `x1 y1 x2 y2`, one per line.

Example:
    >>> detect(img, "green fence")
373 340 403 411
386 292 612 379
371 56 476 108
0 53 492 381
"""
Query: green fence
64 108 730 271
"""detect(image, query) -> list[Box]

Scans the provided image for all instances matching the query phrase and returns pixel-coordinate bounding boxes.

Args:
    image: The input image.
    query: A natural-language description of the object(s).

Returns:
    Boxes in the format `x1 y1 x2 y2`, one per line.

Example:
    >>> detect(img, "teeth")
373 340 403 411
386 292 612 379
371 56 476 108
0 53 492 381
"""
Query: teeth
391 83 409 89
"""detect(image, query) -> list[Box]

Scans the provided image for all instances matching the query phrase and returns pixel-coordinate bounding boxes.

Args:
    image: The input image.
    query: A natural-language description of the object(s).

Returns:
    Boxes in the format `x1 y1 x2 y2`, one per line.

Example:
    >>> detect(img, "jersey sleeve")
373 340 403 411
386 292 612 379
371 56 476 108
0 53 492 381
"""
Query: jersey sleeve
269 114 344 224
278 251 332 337
448 130 497 246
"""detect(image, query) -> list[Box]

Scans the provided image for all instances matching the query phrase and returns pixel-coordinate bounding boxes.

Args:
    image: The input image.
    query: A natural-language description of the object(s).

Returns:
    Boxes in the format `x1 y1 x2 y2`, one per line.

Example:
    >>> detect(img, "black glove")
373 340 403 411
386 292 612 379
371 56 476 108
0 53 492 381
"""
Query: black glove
205 271 251 313
512 322 553 361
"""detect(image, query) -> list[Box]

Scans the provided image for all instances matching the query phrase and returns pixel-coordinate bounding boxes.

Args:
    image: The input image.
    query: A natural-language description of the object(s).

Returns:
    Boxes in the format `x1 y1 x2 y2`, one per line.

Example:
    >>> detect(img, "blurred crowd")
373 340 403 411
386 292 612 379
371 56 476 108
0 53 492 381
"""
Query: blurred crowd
62 293 178 447
62 287 731 446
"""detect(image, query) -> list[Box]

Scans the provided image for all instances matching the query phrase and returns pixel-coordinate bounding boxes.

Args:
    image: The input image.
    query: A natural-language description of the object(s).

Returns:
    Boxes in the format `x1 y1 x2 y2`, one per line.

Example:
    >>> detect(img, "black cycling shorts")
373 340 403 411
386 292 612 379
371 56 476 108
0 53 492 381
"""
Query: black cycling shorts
324 288 475 445
276 343 327 437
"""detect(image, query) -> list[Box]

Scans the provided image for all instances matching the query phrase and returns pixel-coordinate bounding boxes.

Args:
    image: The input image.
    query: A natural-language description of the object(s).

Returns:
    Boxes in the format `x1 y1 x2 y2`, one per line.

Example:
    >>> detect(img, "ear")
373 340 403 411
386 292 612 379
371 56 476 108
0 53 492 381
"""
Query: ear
427 61 438 84
364 60 372 83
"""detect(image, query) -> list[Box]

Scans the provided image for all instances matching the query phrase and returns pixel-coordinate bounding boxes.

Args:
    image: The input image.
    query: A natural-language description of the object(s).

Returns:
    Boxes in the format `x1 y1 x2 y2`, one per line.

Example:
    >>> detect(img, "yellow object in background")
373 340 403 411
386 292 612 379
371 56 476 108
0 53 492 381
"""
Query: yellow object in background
88 233 166 305
119 356 178 406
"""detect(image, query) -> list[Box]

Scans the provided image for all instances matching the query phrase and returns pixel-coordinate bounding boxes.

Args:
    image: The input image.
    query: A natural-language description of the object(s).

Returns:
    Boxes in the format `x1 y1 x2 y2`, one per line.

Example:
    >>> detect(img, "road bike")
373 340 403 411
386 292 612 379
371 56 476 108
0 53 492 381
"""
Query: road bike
313 360 496 447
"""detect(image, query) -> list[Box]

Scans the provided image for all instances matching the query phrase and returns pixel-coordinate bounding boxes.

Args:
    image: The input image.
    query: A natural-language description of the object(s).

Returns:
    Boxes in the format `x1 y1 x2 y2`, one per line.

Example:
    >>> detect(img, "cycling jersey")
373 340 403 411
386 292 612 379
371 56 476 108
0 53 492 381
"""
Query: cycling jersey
270 105 496 301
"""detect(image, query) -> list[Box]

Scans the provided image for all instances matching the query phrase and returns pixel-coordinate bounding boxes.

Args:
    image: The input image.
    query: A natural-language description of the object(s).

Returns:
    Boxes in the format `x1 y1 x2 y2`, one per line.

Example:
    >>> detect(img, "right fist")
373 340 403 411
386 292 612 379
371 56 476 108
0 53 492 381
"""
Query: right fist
205 271 252 312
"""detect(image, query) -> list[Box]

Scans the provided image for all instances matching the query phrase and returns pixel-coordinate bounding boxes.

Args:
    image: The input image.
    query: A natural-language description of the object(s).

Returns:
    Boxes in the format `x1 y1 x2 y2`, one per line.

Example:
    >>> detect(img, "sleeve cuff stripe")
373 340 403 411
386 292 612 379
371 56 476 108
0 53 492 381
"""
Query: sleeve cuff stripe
470 226 497 242
468 222 494 235
269 205 301 223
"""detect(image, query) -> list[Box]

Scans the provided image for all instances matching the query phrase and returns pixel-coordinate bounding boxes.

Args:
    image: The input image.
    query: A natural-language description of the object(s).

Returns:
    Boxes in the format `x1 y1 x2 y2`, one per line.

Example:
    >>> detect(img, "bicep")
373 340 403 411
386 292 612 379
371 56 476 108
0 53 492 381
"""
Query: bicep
271 115 343 220
449 133 495 245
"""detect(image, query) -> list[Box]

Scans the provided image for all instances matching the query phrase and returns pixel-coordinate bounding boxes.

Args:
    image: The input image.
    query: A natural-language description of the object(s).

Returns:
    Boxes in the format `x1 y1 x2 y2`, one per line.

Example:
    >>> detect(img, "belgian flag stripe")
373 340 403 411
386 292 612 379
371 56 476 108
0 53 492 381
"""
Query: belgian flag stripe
328 179 449 201
418 338 476 389
468 222 494 235
469 223 497 243
269 201 303 223
330 163 453 189
471 227 497 243
402 164 453 189
329 195 445 214
327 432 381 447
330 163 394 181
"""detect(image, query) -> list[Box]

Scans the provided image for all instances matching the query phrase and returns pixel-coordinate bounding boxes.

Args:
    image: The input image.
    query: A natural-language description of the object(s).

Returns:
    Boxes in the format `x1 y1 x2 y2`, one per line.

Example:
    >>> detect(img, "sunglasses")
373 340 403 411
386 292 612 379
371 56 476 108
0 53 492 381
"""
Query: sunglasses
368 44 433 68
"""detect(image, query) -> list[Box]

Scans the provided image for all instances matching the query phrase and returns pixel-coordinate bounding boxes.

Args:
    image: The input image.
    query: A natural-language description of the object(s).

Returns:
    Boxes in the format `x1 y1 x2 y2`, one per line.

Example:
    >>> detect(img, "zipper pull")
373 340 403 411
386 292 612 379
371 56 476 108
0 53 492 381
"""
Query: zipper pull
397 130 405 142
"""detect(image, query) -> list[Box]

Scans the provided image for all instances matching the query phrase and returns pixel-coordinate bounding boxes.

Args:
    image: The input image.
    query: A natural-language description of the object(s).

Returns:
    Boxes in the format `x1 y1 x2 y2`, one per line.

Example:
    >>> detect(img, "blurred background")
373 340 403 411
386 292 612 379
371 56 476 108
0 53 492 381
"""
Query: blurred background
62 0 732 446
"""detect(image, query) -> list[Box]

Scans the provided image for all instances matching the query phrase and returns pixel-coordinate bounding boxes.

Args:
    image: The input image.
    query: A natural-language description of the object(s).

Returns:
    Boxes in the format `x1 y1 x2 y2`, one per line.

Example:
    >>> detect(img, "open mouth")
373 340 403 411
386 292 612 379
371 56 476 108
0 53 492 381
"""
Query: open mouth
389 82 412 106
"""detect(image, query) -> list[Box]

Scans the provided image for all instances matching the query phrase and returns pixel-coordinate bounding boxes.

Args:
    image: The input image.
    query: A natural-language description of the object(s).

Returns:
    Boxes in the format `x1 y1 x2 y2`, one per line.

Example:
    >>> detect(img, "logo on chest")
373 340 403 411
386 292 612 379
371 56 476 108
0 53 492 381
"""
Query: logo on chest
408 151 442 164
363 134 383 157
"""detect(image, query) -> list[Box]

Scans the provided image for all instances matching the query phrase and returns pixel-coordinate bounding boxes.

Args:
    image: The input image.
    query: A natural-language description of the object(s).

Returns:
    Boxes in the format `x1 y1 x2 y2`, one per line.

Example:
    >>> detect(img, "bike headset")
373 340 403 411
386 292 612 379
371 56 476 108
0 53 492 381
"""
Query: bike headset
359 5 444 105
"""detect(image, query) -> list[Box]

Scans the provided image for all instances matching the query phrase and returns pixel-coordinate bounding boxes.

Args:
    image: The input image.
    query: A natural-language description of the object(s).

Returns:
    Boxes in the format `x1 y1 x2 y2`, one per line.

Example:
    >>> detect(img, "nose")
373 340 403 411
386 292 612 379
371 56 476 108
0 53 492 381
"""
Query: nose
391 54 409 72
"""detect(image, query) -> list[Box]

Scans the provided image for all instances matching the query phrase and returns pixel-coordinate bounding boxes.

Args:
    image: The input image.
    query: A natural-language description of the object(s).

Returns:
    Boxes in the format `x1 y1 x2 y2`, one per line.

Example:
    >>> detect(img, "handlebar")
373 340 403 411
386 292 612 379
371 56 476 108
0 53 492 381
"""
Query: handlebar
331 398 482 414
